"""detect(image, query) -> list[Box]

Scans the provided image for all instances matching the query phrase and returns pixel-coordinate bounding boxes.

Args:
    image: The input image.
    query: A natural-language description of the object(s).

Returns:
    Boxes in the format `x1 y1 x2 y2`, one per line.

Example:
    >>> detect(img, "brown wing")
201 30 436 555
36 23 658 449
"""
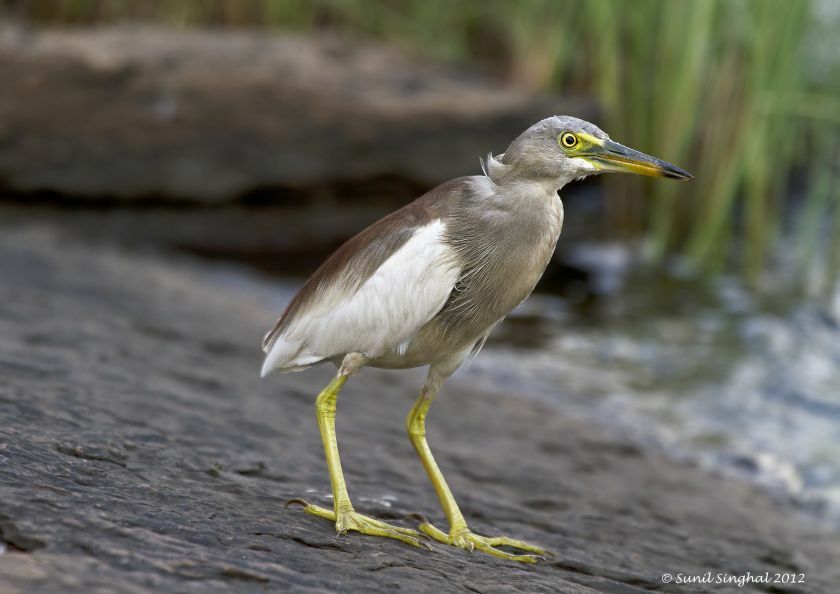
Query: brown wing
261 179 465 352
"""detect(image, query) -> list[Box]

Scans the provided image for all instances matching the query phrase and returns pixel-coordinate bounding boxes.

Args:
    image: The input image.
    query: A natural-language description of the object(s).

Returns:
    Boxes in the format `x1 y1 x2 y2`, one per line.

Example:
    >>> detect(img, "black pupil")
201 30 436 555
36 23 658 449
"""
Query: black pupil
564 135 575 146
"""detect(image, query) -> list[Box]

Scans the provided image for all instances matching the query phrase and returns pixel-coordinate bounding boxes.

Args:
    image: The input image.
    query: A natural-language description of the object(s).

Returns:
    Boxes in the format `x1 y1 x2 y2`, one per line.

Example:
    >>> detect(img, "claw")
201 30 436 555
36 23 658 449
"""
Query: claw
412 537 435 551
284 498 311 508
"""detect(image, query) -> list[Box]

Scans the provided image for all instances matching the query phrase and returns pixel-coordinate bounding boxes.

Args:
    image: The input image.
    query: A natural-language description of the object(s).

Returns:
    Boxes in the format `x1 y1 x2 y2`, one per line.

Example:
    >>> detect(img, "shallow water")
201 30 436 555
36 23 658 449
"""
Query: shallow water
468 270 840 525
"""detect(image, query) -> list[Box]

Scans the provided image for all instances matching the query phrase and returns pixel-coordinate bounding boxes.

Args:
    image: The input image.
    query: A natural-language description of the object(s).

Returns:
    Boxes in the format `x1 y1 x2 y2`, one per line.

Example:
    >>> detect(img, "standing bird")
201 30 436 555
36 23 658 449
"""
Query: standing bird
261 116 692 563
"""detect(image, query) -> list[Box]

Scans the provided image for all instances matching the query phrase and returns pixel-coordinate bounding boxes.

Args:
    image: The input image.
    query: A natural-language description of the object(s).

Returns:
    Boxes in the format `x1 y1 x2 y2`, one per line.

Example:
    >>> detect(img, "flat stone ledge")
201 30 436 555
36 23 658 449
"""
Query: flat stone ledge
0 220 837 593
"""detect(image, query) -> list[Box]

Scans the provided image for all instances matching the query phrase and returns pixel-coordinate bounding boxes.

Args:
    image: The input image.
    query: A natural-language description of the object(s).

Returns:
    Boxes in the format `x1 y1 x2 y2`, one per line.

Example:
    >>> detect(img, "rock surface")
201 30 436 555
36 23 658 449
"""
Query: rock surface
0 26 592 202
1 220 839 593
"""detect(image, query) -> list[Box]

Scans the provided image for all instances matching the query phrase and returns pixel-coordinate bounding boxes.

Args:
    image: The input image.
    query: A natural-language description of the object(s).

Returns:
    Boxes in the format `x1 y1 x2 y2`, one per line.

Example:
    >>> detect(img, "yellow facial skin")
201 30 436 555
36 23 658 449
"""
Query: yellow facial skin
558 131 693 180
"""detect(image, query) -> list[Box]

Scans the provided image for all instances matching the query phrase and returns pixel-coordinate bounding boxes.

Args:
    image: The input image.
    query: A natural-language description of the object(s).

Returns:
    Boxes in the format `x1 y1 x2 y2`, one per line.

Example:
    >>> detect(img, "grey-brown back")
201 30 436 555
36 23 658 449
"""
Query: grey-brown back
264 173 564 371
262 179 460 352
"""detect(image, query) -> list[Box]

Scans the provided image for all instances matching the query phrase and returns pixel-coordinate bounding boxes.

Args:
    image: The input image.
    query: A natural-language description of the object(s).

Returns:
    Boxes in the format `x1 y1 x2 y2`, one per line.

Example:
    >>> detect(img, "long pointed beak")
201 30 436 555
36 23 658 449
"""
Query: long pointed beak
587 139 693 180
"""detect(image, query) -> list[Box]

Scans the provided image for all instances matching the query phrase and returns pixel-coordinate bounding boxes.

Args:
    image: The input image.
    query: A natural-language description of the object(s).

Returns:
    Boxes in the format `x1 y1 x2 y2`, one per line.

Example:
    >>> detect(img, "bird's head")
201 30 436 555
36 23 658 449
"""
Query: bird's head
485 115 693 188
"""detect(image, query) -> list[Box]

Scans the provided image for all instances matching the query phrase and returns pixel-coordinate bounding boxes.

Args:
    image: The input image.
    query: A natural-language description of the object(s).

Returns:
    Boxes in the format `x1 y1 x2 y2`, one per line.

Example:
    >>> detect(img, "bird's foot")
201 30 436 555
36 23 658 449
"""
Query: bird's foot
286 499 429 549
415 516 547 563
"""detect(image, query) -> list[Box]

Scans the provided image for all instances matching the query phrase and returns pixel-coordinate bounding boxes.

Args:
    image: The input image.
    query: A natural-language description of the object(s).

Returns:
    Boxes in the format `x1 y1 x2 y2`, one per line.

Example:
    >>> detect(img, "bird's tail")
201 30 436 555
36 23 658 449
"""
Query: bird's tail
260 333 323 377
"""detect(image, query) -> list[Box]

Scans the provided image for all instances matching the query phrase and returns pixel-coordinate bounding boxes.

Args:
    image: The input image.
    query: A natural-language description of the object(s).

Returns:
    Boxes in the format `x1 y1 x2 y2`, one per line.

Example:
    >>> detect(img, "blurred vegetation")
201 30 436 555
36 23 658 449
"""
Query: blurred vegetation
4 0 840 291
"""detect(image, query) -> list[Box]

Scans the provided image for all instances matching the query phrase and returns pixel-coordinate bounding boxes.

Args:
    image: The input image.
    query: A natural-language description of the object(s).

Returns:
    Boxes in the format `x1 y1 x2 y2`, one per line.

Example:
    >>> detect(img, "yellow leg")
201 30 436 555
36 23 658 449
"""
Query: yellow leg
407 383 548 563
288 360 426 549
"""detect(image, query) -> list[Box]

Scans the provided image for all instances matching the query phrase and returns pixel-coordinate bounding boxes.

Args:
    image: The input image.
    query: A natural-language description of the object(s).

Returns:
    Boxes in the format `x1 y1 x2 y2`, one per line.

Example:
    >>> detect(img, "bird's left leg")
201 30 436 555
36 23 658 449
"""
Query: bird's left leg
407 359 548 563
288 353 426 548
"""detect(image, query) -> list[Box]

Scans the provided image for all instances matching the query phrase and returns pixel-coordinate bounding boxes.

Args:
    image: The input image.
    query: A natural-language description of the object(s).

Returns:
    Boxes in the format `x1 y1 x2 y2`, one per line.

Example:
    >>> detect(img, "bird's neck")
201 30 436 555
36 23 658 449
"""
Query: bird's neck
498 176 569 198
484 153 579 194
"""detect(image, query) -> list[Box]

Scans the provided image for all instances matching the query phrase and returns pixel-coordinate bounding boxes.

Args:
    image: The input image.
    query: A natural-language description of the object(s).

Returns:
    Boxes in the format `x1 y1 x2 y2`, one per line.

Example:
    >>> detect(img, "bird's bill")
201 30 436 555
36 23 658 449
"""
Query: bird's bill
582 137 693 180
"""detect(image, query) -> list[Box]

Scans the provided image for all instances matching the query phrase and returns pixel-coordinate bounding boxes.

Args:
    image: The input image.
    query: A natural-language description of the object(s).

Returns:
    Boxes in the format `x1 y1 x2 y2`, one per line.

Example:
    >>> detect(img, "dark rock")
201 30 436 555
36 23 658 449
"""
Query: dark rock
0 26 594 203
0 514 46 553
0 221 838 593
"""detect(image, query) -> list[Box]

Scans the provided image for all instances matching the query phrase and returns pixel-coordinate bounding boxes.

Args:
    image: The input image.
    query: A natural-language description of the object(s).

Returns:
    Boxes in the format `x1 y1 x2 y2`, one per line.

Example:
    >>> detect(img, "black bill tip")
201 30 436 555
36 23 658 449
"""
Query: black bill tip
661 163 694 180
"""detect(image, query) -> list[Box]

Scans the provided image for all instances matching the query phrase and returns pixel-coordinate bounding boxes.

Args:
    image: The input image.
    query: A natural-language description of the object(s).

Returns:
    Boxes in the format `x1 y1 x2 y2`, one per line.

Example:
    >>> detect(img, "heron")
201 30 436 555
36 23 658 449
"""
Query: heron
261 116 692 563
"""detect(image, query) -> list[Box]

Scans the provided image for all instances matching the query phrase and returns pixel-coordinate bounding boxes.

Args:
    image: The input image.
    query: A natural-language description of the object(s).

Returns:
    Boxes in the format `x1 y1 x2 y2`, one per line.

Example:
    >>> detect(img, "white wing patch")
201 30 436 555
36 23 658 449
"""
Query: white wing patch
261 220 460 376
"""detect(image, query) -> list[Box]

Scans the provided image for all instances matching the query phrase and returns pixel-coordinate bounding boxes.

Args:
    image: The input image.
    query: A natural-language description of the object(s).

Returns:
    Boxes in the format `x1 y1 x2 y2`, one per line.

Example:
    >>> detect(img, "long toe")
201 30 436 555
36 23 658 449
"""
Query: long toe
467 534 543 563
485 535 548 556
417 519 451 544
290 502 430 549
293 501 338 521
417 521 547 564
346 512 431 549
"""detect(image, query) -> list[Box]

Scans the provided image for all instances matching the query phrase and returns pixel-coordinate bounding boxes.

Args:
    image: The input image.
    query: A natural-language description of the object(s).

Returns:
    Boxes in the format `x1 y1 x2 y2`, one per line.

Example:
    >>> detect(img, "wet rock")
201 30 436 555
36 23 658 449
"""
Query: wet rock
0 221 838 593
0 25 593 202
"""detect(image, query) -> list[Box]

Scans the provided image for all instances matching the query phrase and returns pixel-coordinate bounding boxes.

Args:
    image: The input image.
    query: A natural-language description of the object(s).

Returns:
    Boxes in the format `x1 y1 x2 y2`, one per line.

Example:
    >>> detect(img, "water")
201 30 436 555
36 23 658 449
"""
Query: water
466 270 840 525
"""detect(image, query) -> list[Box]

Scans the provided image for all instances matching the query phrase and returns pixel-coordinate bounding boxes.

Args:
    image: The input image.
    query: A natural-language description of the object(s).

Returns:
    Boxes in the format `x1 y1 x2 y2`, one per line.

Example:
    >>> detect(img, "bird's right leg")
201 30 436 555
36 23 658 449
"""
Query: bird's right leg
287 353 426 548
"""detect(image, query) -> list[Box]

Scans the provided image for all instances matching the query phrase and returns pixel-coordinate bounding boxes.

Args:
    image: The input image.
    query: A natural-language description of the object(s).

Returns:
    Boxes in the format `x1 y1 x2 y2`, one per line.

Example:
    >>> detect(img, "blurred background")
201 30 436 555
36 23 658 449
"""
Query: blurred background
2 1 839 524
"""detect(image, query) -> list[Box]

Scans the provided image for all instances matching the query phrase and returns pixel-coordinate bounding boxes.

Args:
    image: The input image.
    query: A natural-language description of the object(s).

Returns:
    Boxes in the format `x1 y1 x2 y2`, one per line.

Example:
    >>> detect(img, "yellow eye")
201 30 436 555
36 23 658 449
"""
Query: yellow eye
560 132 578 148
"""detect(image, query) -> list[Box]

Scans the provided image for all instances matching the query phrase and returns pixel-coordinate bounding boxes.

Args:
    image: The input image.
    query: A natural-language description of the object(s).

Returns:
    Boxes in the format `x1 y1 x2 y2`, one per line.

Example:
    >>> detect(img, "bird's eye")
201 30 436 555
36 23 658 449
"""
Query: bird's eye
560 132 579 148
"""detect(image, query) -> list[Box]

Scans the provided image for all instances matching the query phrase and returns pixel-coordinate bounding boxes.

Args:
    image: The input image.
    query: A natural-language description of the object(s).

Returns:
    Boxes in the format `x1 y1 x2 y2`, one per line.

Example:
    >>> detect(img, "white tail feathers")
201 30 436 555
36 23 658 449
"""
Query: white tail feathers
260 335 323 377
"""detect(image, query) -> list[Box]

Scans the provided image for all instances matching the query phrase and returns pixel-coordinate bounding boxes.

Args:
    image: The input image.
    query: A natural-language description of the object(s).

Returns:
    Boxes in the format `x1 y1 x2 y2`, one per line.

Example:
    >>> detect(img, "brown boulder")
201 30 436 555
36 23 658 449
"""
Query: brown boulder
0 26 594 202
